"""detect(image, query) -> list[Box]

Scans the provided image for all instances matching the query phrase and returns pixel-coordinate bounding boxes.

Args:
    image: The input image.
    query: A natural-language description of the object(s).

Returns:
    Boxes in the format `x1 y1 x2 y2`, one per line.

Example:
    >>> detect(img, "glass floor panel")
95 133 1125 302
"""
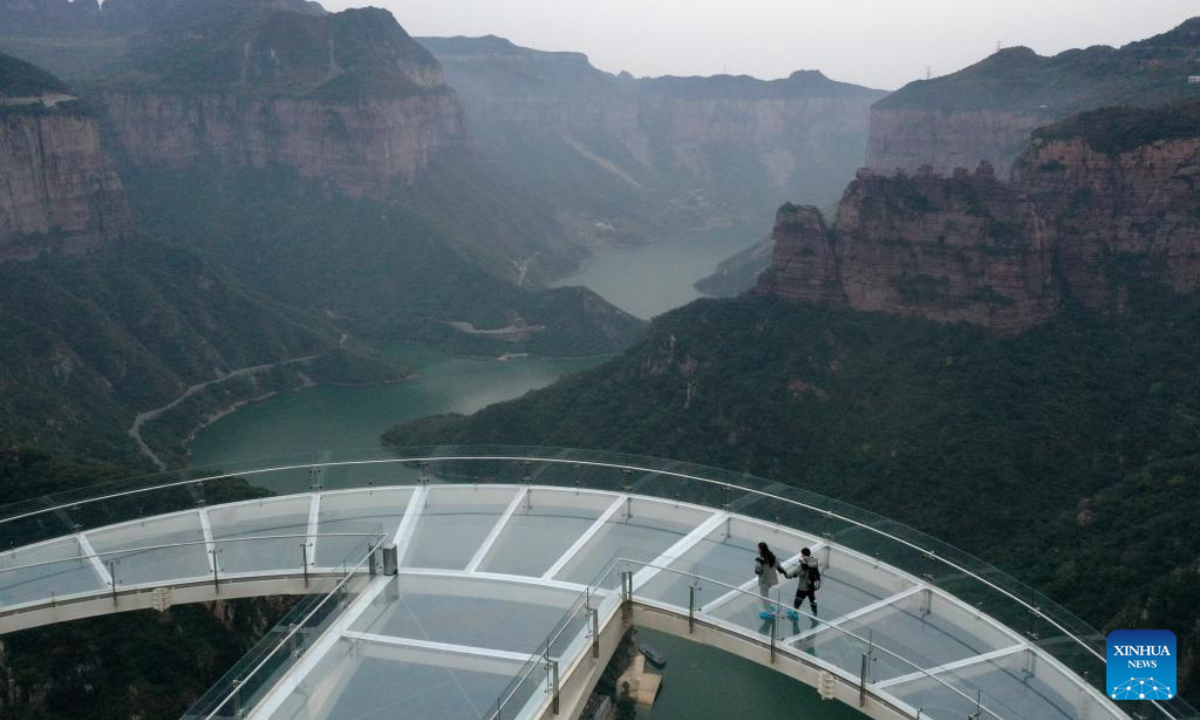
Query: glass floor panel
554 499 713 584
885 649 1118 720
266 638 528 720
480 490 613 577
316 488 413 567
86 510 209 586
639 521 813 608
0 536 102 606
351 576 583 655
207 496 312 574
712 547 911 632
404 487 520 570
797 589 1018 683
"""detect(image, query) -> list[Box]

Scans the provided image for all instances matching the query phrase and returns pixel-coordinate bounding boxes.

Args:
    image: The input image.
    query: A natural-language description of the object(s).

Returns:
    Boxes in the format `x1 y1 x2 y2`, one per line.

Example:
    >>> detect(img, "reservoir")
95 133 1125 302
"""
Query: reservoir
189 344 602 467
191 224 761 465
551 224 763 319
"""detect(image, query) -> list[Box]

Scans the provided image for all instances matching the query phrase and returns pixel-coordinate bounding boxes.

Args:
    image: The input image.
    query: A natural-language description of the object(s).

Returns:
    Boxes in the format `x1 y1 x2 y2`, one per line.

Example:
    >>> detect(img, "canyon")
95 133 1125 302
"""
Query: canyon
420 36 885 240
758 100 1200 331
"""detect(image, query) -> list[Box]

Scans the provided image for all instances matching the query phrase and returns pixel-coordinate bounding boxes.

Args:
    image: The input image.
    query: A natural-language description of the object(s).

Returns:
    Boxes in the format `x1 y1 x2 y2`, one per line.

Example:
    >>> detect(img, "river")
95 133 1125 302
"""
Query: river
189 344 601 467
191 224 763 465
551 224 763 319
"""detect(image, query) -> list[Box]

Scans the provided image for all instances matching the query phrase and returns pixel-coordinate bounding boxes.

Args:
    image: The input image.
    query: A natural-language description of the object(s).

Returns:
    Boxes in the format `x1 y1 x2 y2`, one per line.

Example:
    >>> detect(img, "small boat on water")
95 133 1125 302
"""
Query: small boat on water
639 643 667 668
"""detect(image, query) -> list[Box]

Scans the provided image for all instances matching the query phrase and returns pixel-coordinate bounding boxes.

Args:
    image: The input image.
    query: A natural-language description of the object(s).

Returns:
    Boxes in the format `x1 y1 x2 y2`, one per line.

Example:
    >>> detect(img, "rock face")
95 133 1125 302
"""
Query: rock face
419 36 885 227
866 18 1200 175
866 107 1051 177
100 91 465 199
91 5 467 199
0 54 130 260
758 101 1200 332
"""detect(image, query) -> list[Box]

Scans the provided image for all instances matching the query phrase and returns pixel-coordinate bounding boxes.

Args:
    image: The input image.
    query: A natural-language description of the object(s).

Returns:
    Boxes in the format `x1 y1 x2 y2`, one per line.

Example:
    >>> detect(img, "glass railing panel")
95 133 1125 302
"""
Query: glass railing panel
403 486 520 569
885 647 1118 720
315 487 413 567
182 537 382 720
815 592 1016 684
0 536 104 606
85 509 209 586
479 490 612 577
208 495 312 574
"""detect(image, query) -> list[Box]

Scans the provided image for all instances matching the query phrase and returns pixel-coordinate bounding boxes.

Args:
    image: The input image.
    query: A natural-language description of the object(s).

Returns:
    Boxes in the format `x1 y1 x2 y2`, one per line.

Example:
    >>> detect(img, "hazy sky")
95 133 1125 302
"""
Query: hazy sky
322 0 1199 90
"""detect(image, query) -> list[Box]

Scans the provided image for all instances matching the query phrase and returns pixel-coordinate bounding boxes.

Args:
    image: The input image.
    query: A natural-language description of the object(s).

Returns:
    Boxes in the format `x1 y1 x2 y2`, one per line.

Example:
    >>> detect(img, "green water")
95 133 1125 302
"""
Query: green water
191 225 761 465
634 629 866 720
189 344 602 467
552 224 763 319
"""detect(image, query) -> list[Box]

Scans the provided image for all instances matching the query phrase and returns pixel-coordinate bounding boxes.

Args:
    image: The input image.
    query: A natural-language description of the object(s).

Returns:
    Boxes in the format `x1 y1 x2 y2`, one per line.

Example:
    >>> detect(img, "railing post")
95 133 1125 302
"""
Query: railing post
548 655 560 715
858 652 869 707
591 607 600 659
108 560 117 605
858 639 875 708
770 615 777 663
621 571 633 620
211 549 220 594
688 584 696 634
301 543 309 587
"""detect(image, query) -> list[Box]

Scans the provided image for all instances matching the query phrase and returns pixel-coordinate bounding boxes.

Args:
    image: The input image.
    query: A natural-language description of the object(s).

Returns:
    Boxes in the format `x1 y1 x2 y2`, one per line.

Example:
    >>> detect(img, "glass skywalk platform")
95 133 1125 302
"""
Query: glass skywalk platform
0 448 1193 720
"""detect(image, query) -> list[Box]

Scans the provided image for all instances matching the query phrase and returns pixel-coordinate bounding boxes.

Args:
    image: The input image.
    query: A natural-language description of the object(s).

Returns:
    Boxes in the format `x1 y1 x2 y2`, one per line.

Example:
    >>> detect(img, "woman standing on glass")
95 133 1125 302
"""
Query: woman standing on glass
755 542 781 620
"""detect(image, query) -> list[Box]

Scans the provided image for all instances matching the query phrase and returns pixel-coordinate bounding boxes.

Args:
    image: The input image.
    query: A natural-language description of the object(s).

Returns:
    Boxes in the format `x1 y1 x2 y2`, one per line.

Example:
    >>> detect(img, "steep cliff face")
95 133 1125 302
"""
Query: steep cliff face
866 107 1050 177
92 5 467 200
758 165 1058 331
420 36 885 234
759 100 1200 331
1016 104 1200 310
0 53 130 260
867 18 1200 174
100 91 464 199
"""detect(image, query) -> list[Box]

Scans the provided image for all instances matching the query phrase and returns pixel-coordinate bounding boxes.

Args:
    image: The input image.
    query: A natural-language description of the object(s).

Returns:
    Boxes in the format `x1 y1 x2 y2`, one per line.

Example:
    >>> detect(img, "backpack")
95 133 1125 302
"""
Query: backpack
806 561 822 589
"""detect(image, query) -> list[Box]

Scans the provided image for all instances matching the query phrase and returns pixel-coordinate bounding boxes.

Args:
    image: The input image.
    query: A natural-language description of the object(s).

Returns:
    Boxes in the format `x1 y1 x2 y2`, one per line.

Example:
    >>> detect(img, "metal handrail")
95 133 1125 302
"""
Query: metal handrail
0 533 383 576
0 449 1190 718
191 535 388 720
614 557 1011 720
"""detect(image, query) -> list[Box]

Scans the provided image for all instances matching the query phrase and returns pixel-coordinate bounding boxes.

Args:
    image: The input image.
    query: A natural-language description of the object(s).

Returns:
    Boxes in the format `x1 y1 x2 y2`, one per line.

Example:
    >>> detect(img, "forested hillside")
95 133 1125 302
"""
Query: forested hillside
387 292 1200 694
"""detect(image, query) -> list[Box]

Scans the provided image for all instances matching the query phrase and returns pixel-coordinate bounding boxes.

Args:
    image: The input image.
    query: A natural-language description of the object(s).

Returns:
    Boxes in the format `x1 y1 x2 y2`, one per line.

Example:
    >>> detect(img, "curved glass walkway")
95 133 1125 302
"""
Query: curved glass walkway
0 448 1193 720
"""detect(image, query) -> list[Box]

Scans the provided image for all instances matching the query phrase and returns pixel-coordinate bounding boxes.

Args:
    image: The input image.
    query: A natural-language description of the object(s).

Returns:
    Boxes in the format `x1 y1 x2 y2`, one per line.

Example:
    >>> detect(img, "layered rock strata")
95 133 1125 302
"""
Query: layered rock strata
759 104 1200 331
0 98 131 260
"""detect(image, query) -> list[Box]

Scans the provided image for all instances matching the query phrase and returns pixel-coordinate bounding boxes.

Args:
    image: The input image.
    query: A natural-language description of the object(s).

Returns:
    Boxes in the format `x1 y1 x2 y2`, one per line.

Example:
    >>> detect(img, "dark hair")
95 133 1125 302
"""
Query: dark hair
758 542 777 567
801 547 812 557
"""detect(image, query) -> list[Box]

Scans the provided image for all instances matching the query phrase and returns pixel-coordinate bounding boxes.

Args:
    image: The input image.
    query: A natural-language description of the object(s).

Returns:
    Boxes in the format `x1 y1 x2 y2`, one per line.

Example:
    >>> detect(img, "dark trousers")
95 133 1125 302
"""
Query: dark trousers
793 589 817 610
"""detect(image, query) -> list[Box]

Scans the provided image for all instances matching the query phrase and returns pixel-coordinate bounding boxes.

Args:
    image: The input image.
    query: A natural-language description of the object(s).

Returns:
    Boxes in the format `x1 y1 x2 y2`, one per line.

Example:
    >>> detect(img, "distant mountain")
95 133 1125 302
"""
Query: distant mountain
761 99 1200 331
419 35 886 246
867 17 1200 173
0 1 646 356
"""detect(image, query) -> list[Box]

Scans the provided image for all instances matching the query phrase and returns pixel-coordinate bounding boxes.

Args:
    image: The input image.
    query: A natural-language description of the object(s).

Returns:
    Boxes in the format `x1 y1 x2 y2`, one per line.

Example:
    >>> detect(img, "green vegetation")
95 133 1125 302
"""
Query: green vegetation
102 4 444 99
1034 100 1200 157
121 157 644 358
0 50 68 96
386 290 1200 695
0 239 411 463
877 18 1200 113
